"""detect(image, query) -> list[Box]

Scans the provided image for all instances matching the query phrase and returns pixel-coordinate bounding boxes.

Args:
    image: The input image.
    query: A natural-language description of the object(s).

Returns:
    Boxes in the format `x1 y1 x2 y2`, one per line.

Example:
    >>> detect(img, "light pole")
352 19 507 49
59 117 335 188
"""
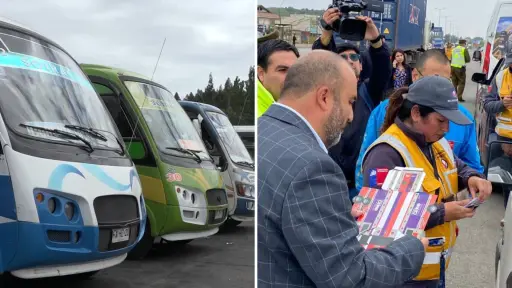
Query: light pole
434 8 446 27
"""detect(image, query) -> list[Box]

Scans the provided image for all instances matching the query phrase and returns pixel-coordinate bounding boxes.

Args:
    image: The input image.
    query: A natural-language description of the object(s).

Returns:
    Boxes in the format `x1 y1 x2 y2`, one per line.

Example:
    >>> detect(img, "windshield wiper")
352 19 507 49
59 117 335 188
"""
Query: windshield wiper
64 124 124 155
64 125 107 141
234 161 254 168
165 147 202 163
20 123 94 153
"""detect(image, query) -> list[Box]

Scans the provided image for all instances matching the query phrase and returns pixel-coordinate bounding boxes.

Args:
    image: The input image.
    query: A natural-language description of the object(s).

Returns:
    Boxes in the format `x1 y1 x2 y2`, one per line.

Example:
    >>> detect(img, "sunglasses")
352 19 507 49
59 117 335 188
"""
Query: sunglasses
340 53 360 62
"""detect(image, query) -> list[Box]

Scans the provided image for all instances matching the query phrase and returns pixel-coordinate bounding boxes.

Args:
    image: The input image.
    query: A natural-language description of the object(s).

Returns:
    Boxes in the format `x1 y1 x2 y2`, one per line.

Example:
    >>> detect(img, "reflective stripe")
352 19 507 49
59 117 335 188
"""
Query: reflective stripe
365 134 416 166
437 138 455 165
423 248 453 265
442 169 457 196
496 123 512 131
0 216 15 224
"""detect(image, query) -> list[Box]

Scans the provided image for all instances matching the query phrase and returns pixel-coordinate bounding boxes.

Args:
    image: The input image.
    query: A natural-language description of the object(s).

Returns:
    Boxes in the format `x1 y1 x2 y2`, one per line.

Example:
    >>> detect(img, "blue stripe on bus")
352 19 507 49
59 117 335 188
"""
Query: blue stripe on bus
0 175 16 220
0 52 93 89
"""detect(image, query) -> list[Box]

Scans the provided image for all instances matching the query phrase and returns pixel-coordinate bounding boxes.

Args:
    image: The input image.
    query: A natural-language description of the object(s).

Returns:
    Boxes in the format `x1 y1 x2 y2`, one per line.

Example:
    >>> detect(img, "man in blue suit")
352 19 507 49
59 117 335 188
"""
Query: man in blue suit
258 49 427 287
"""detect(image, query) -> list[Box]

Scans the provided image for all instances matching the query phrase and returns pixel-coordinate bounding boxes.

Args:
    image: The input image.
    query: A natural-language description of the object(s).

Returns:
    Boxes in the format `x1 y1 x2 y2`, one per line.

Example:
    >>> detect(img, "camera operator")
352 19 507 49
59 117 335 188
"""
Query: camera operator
313 7 392 197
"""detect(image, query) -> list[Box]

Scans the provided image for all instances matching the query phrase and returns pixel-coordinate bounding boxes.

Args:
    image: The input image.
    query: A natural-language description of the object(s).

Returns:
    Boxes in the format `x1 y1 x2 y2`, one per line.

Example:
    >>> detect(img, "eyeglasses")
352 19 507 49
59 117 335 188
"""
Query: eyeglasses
340 53 360 62
417 69 453 83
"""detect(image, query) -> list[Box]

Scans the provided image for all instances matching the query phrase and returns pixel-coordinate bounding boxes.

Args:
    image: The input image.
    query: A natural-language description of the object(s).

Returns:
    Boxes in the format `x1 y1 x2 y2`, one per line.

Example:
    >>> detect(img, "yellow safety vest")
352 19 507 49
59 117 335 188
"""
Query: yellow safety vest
496 68 512 138
257 80 275 118
445 47 453 61
363 124 458 281
451 46 466 68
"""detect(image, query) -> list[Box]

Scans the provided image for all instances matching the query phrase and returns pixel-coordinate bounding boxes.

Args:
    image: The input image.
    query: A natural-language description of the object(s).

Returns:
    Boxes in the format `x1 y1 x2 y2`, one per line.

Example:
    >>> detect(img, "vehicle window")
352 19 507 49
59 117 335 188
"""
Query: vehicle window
206 111 253 165
124 81 210 160
0 28 120 151
93 82 133 138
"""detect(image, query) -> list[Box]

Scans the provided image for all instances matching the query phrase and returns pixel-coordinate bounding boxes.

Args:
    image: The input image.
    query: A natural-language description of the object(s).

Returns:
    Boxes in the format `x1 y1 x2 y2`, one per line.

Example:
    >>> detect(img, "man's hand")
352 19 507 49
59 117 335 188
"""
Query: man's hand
356 16 380 41
444 199 475 221
468 176 492 201
322 8 341 26
503 96 512 109
351 205 363 218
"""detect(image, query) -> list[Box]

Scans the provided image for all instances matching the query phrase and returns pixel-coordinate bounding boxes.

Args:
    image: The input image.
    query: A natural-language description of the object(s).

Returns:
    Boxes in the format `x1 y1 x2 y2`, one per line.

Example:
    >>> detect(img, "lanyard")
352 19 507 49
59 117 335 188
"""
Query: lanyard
428 237 446 288
438 251 446 288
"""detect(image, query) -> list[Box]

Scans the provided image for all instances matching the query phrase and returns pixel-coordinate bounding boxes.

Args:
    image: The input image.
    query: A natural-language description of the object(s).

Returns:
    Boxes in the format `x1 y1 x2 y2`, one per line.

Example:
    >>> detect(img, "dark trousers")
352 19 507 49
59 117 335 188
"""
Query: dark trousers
451 66 466 100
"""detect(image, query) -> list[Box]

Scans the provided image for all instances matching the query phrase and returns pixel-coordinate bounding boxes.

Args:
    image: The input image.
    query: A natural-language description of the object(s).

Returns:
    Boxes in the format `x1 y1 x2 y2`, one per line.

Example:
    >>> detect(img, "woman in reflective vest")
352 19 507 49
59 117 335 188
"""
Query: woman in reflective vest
362 76 492 287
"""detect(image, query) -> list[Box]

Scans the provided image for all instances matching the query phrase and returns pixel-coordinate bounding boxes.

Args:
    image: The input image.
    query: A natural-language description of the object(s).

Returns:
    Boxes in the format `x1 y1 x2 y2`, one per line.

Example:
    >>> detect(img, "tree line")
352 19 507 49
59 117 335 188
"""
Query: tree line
174 66 255 126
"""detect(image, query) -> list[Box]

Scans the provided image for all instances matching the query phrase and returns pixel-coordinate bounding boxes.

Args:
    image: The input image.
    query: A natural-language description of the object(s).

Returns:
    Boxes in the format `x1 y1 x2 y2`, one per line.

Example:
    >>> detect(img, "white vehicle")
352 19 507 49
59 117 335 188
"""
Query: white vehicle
234 125 254 159
482 0 512 78
0 19 144 279
180 102 254 227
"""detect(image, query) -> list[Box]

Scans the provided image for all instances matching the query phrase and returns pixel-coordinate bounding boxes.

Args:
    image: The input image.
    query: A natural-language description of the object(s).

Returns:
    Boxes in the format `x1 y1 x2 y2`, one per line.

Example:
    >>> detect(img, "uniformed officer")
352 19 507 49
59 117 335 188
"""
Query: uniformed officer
450 39 471 102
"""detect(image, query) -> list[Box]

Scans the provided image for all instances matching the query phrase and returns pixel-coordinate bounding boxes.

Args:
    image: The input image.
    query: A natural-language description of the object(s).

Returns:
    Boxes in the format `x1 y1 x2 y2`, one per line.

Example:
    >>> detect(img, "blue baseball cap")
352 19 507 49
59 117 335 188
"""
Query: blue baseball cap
404 75 472 125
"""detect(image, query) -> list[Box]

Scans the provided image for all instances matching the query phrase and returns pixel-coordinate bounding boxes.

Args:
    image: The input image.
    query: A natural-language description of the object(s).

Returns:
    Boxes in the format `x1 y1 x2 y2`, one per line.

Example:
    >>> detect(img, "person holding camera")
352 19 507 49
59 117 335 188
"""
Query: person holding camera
312 7 392 198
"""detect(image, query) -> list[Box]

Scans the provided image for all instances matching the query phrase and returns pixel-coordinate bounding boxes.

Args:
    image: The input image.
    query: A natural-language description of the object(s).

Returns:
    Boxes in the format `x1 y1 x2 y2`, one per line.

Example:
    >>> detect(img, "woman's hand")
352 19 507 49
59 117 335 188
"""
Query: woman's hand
467 176 492 201
444 199 475 221
392 60 397 68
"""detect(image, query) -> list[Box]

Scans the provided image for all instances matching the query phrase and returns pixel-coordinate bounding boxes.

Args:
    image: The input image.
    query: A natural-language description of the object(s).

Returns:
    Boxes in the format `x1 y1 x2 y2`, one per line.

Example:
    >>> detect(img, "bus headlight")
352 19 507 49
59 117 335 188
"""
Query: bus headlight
48 198 57 214
64 202 75 220
236 182 254 198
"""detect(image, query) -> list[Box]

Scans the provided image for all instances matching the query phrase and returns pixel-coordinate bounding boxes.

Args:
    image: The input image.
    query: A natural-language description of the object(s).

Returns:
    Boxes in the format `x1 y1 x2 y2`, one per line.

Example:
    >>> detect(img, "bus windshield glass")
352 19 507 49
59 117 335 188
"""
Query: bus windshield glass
124 81 210 160
206 111 253 166
0 27 120 150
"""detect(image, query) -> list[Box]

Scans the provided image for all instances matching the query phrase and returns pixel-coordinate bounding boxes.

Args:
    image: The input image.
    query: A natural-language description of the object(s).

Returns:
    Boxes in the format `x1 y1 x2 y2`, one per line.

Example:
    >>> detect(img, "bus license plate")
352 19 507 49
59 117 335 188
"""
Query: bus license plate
246 201 254 210
112 227 130 243
214 210 223 219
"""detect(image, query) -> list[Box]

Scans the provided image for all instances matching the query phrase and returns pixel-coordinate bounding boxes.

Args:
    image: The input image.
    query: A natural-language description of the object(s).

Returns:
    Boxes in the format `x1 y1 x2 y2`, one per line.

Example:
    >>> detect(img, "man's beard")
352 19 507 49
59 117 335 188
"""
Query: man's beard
324 101 345 149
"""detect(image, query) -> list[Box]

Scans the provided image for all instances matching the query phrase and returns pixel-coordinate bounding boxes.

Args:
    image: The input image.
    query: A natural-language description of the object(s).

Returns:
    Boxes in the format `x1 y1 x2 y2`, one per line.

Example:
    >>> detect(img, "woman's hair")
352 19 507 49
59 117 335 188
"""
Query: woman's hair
381 87 436 134
391 49 406 65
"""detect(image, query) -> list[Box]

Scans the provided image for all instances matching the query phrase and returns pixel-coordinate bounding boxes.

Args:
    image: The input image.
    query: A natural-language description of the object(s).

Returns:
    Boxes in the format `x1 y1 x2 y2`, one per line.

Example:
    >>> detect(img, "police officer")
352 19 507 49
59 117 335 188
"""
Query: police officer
450 39 471 102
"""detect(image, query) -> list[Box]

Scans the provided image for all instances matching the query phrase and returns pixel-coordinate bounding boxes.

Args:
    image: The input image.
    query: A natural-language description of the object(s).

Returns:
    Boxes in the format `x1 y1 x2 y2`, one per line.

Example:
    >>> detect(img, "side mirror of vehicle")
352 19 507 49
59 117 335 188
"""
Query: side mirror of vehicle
471 73 487 84
123 138 146 160
213 155 227 171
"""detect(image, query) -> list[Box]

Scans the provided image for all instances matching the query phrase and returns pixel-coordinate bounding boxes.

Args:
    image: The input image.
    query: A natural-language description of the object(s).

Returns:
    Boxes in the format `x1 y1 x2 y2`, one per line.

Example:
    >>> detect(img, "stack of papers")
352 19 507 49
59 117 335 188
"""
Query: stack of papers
354 167 437 250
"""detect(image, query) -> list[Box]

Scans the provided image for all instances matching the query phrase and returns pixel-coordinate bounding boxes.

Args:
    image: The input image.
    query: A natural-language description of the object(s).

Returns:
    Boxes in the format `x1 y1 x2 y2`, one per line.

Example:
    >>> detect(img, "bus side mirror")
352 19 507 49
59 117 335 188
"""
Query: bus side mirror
123 138 146 160
471 73 487 84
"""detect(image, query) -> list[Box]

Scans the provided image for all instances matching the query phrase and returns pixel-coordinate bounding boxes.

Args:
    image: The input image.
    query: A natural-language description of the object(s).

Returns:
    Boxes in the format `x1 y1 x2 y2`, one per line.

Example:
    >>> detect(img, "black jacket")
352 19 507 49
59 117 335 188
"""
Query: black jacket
312 36 392 187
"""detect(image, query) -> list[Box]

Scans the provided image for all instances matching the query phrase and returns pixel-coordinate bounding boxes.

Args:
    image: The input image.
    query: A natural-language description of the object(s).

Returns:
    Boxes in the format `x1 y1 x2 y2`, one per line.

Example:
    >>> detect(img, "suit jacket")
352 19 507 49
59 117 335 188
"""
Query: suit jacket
257 104 425 288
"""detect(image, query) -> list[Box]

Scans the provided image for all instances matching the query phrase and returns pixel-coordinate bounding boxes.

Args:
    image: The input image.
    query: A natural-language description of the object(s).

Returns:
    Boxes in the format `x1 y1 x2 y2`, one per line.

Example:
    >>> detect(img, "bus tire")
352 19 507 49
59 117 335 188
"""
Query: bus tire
222 218 242 229
67 270 99 280
127 217 153 260
174 239 193 245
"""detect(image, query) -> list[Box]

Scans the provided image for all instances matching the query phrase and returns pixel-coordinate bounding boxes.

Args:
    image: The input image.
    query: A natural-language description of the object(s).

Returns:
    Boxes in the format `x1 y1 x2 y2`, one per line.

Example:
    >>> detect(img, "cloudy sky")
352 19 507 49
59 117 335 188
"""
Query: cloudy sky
2 0 255 98
259 0 496 38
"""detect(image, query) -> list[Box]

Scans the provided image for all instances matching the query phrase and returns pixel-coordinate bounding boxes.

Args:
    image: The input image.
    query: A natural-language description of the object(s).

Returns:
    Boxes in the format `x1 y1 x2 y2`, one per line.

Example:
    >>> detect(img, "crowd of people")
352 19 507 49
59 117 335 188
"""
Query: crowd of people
257 6 493 288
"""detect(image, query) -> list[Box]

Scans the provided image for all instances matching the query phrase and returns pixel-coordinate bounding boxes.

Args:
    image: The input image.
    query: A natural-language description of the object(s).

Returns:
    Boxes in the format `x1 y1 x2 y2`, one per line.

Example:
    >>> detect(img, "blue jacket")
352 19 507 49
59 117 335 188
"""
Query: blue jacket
312 36 391 187
354 99 484 192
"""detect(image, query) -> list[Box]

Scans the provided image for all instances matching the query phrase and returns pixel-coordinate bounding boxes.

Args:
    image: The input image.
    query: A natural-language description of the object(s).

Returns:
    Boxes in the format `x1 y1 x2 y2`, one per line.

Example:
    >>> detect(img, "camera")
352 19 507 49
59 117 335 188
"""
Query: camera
330 0 384 41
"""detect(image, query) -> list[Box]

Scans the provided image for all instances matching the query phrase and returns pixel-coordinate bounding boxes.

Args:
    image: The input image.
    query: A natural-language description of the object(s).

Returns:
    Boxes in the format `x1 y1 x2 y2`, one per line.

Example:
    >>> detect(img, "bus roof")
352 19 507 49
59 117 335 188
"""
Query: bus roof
179 100 226 115
0 16 69 56
80 64 151 80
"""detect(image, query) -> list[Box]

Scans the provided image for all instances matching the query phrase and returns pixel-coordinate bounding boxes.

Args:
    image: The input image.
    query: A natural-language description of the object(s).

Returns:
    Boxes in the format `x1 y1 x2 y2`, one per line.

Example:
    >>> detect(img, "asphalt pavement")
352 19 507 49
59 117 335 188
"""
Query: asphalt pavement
3 221 254 288
446 61 504 288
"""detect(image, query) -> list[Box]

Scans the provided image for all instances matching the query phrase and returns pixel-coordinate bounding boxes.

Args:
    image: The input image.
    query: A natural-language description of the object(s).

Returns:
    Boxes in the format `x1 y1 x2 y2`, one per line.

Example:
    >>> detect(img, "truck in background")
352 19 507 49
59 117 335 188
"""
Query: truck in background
431 27 445 49
363 0 427 65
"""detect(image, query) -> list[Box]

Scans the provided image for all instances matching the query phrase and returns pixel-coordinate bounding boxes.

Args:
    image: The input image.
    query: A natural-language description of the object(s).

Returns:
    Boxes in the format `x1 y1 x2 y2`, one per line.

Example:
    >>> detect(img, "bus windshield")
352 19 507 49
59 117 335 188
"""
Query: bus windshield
206 112 253 166
0 28 120 151
124 81 210 160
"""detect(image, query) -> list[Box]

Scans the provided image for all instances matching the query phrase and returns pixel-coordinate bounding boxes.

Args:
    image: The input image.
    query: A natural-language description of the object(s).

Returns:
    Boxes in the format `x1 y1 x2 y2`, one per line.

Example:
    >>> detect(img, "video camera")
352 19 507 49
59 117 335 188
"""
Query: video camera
330 0 384 41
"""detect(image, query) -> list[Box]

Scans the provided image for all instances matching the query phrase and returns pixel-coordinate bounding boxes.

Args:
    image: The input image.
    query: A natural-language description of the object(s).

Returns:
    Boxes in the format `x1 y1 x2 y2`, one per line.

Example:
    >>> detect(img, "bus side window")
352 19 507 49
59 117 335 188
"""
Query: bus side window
93 82 133 138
